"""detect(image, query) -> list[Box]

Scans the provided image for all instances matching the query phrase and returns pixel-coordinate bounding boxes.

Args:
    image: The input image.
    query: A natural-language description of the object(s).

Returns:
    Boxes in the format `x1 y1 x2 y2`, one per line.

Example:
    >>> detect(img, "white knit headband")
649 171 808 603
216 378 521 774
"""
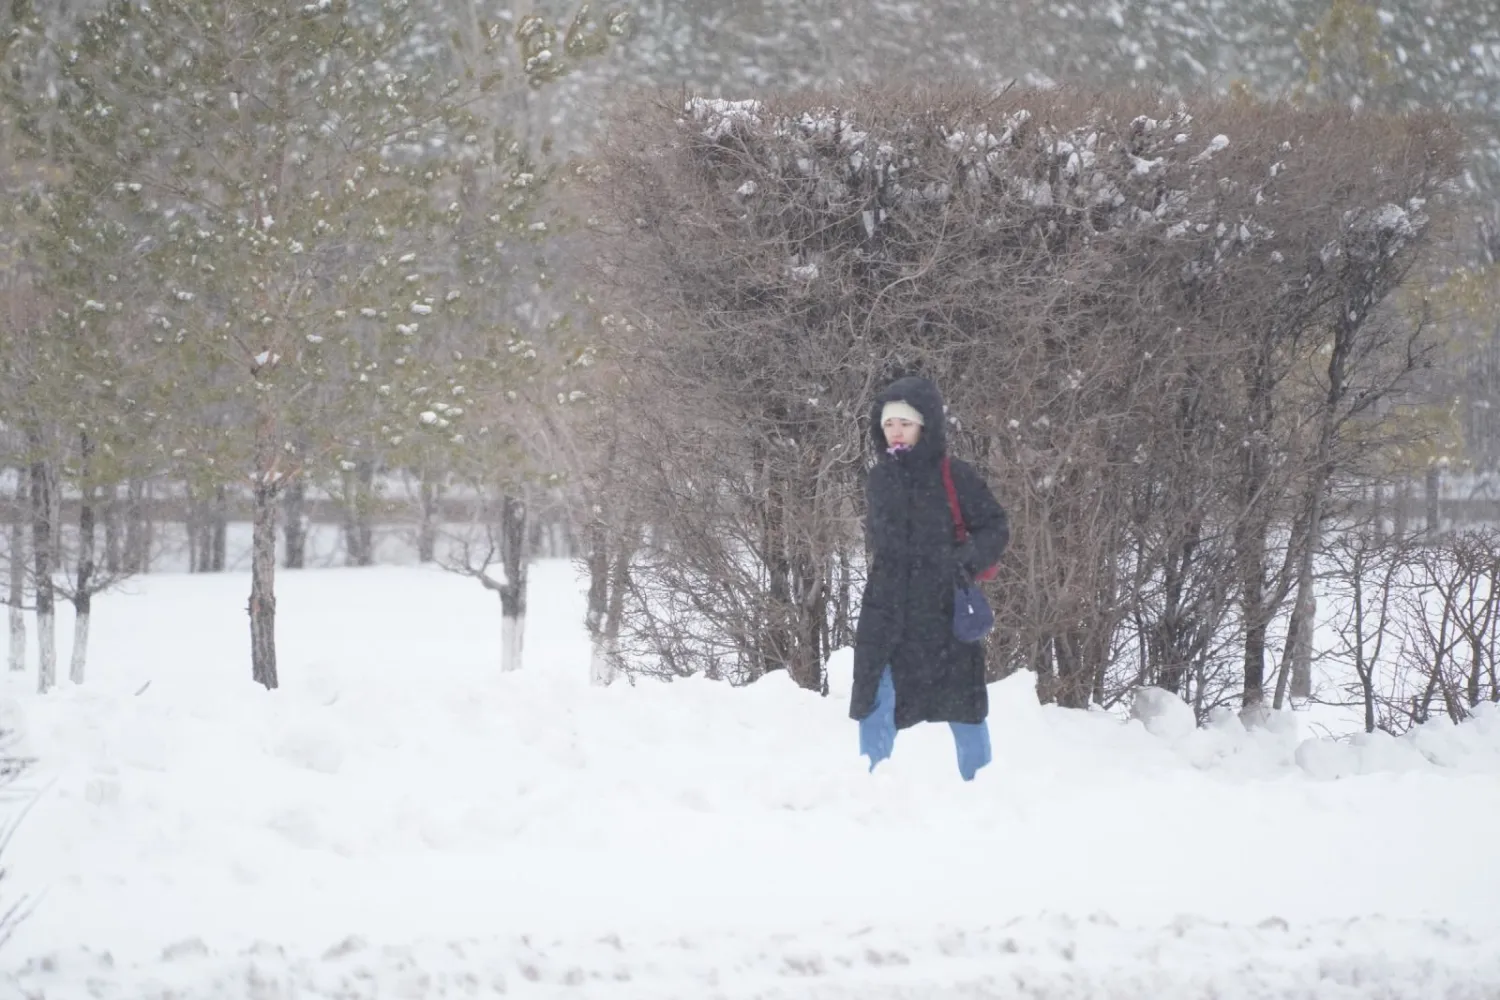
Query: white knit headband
880 400 924 426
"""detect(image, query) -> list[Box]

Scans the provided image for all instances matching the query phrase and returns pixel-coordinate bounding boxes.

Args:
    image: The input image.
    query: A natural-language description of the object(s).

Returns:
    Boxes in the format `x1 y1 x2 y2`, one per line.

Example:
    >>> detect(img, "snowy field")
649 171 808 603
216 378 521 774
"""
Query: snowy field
2 558 1500 998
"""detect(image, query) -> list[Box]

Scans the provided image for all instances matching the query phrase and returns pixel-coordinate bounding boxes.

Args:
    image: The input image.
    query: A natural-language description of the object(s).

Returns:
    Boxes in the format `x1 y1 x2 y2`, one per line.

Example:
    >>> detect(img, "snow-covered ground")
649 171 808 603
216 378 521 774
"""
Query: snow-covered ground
2 561 1499 998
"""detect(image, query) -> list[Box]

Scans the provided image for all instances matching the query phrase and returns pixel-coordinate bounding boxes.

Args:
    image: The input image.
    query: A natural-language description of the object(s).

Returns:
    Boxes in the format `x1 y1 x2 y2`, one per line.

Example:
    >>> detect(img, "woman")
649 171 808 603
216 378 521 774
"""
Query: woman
850 375 1010 781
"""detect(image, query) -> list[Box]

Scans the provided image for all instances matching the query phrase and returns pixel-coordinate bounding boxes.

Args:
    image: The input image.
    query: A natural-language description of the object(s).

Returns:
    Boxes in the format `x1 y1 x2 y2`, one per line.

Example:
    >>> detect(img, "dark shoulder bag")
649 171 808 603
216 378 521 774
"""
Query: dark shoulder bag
941 456 996 643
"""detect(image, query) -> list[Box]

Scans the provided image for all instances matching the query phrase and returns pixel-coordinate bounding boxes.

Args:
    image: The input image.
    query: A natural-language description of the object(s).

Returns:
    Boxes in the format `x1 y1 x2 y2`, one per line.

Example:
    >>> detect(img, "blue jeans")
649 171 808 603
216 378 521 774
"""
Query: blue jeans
858 666 992 781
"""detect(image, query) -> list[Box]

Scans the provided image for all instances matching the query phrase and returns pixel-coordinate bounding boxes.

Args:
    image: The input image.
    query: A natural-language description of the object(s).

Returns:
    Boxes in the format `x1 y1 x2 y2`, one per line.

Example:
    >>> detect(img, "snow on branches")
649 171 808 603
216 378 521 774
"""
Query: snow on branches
675 89 1456 292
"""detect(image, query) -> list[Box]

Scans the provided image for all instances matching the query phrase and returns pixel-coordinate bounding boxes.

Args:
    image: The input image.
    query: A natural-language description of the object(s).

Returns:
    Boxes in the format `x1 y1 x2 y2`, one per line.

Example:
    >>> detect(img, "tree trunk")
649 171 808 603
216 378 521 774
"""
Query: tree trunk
1393 478 1410 541
586 520 636 687
417 473 442 563
1351 561 1377 733
1275 499 1322 710
762 477 792 681
70 432 98 685
1274 574 1315 709
1031 631 1057 702
1239 518 1269 712
1236 342 1279 716
1466 553 1498 709
1468 639 1483 709
789 550 827 693
1290 592 1315 700
187 484 228 572
526 515 544 559
283 474 306 569
187 486 203 573
28 443 55 694
1280 301 1362 710
210 484 228 572
188 484 227 572
587 626 615 687
342 459 375 566
123 477 149 574
250 483 279 689
103 482 121 576
250 408 281 690
602 531 632 680
1054 625 1098 709
1425 465 1441 534
1155 524 1198 696
498 491 527 672
585 518 611 685
1370 482 1386 545
8 467 26 673
1088 552 1119 706
1047 482 1105 709
832 545 852 649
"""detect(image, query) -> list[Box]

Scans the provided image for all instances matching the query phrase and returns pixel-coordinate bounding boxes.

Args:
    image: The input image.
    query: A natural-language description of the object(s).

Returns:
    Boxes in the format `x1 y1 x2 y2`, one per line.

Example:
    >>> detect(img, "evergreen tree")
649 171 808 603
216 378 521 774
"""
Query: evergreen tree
8 0 573 688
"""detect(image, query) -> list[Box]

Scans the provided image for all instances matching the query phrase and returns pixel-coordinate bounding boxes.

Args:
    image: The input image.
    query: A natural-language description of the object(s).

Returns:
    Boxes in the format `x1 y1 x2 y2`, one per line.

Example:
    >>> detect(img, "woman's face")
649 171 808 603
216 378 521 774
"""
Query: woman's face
883 416 921 449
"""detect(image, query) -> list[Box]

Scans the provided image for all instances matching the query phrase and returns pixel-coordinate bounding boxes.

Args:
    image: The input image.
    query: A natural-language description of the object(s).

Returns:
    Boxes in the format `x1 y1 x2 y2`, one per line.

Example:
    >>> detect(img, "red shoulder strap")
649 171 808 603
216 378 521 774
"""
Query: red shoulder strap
940 455 969 543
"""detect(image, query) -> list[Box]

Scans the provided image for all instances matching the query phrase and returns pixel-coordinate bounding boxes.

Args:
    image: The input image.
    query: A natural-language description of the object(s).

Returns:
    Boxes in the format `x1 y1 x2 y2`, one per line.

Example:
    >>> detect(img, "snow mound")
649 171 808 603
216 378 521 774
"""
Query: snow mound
1119 685 1500 780
1128 685 1196 740
1295 702 1500 779
3 564 1499 990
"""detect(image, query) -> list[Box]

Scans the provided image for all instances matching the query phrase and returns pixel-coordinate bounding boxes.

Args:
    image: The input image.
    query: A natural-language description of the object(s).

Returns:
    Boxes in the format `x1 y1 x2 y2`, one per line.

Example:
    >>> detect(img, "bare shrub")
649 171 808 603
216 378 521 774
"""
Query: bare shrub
1391 527 1500 729
1319 523 1500 734
1317 522 1418 733
585 83 1461 705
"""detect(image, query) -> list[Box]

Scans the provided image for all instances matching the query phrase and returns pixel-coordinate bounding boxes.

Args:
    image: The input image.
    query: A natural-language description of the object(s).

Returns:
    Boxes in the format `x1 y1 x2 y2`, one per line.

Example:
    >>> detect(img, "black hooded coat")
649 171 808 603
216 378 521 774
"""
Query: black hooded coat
850 377 1010 729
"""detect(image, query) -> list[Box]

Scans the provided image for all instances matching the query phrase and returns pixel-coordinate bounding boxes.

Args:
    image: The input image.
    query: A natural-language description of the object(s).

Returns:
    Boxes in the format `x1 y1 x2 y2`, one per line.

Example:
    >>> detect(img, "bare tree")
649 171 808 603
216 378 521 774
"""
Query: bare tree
440 481 533 673
51 430 148 685
528 359 641 685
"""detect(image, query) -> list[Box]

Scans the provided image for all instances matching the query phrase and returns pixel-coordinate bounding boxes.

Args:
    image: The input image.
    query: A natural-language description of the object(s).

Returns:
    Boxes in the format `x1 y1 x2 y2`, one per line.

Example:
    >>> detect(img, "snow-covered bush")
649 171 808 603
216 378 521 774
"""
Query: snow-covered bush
588 85 1460 706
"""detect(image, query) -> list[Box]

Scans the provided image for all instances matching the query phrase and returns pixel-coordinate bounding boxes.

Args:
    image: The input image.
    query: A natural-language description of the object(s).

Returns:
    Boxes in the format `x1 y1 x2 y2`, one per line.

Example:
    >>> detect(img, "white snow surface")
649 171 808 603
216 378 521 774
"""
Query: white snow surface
3 562 1500 998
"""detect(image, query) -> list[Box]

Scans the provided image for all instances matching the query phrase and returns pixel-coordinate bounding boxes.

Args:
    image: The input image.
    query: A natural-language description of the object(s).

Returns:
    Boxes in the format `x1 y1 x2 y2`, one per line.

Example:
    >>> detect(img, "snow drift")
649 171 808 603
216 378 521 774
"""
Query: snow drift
1 563 1497 998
